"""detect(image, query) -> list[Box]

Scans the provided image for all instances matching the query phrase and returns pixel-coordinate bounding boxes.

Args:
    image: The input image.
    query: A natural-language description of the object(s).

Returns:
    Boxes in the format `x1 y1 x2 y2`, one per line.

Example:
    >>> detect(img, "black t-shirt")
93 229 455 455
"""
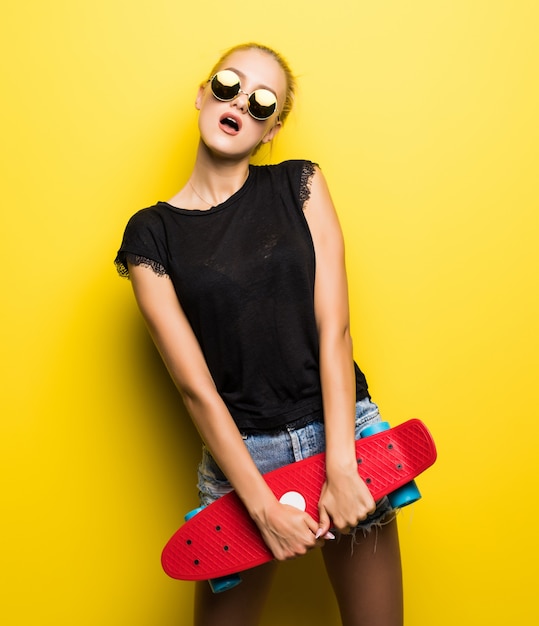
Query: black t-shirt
115 160 369 431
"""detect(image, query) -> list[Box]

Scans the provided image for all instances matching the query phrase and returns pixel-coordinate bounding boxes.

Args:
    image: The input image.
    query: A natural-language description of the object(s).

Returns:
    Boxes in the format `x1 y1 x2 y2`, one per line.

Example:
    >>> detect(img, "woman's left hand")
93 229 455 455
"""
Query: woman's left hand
317 467 376 535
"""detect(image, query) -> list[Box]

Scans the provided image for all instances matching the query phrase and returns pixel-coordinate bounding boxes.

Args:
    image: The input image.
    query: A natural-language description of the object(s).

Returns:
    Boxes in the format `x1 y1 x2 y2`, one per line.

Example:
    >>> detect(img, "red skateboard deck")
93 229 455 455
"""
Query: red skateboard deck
162 419 436 581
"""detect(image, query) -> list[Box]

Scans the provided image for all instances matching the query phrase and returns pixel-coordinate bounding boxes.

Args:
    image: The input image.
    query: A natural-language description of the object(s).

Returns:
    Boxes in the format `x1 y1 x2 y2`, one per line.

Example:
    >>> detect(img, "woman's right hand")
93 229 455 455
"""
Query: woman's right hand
251 499 326 561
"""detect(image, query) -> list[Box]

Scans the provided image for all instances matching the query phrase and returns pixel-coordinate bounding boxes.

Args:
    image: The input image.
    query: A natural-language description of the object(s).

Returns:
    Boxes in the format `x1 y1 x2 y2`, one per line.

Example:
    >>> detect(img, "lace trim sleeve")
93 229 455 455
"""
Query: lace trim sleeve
299 161 317 210
114 253 168 279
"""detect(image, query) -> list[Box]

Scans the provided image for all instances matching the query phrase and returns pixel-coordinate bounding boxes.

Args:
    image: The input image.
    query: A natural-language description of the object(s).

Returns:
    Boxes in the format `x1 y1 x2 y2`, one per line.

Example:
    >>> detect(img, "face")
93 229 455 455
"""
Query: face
195 49 288 159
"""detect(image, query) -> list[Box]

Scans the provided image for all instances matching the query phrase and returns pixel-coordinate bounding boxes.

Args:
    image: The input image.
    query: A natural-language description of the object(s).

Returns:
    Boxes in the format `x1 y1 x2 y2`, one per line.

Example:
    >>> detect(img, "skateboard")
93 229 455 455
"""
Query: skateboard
161 418 436 590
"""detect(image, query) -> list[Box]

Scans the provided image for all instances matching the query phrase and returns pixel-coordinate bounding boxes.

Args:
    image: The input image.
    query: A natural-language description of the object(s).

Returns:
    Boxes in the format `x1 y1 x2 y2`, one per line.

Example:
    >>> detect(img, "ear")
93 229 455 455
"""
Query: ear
195 85 205 111
261 119 283 144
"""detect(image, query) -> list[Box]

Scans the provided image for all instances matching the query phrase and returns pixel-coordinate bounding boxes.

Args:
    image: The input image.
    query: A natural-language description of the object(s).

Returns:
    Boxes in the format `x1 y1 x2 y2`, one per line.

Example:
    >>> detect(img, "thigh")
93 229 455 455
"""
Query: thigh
322 517 403 626
194 562 277 626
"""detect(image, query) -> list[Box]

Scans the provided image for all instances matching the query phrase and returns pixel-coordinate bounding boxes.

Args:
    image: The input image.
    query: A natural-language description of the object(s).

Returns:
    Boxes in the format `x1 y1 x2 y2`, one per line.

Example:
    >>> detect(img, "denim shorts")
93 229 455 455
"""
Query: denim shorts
197 397 395 532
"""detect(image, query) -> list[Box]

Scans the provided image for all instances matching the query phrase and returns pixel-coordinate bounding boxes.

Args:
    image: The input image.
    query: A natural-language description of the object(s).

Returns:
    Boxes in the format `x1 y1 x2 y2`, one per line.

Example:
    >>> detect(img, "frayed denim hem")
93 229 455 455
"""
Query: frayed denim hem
332 496 399 552
334 505 399 556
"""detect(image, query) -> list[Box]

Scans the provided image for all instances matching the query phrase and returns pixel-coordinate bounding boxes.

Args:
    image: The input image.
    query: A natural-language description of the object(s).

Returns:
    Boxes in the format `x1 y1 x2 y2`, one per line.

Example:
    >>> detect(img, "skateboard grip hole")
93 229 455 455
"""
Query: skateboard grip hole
387 444 394 450
396 464 403 470
224 546 229 551
186 539 192 545
357 458 363 464
194 560 200 566
365 478 372 484
216 526 221 531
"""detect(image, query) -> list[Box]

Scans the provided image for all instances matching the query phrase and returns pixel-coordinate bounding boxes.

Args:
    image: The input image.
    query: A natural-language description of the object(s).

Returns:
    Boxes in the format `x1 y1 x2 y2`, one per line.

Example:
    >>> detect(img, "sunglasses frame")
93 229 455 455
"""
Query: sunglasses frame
208 70 279 121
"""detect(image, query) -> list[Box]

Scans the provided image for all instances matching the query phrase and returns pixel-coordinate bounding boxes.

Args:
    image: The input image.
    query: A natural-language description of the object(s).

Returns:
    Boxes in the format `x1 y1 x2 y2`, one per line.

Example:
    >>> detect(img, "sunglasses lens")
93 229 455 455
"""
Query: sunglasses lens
211 70 241 101
248 89 277 120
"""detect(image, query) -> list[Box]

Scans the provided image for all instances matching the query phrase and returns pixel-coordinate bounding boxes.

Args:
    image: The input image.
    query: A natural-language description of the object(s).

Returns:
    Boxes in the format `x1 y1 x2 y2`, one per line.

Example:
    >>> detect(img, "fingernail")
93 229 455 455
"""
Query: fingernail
315 529 323 539
324 531 336 540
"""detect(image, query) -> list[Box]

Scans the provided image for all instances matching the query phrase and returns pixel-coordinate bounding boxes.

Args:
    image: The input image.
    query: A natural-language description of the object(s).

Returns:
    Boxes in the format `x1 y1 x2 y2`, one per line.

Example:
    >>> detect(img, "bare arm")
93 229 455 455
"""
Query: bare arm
303 167 376 533
127 262 323 558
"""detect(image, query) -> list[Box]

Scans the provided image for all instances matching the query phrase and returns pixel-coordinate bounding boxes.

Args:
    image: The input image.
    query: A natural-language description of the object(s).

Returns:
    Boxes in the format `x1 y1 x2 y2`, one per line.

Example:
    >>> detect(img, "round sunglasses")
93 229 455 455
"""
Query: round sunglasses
209 69 278 121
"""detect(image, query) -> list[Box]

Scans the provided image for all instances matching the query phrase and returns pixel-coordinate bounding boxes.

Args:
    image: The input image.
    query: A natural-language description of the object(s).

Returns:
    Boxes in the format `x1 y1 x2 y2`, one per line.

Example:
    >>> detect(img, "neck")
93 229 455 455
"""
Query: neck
188 141 251 206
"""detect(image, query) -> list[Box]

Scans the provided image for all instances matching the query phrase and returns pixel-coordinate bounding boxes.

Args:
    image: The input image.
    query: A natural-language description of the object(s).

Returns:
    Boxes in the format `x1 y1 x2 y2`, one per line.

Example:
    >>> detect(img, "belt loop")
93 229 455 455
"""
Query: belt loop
287 426 303 462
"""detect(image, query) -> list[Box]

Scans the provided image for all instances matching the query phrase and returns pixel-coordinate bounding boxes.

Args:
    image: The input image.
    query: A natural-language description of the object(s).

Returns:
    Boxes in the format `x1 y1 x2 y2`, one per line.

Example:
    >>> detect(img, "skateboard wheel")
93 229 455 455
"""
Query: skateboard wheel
184 506 205 521
359 421 391 438
209 574 242 593
359 421 422 508
183 506 243 593
386 479 421 508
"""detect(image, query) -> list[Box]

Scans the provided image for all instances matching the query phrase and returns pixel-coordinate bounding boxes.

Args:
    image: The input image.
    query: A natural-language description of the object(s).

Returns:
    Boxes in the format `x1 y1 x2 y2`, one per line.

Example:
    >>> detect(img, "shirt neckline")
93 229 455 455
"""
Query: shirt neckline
159 165 255 215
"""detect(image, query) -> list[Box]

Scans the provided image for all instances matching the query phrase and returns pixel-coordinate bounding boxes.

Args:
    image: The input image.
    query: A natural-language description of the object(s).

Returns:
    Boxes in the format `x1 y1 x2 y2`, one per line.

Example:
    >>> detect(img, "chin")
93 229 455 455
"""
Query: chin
201 137 256 161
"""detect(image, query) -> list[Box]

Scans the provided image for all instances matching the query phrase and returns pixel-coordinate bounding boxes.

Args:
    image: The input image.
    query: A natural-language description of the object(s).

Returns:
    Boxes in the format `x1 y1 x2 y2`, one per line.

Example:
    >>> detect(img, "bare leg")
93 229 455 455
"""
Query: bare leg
322 517 403 626
194 562 277 626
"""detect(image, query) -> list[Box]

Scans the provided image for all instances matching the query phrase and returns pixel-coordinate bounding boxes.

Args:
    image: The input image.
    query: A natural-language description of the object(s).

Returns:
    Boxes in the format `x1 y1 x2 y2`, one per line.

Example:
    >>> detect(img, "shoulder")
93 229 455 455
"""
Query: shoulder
253 160 320 208
124 203 167 230
254 159 318 178
121 203 179 244
115 203 171 278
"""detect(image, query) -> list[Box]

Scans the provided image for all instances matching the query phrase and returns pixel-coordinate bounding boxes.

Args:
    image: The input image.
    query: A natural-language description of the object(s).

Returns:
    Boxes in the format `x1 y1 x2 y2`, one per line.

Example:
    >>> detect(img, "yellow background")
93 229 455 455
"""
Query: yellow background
2 1 538 624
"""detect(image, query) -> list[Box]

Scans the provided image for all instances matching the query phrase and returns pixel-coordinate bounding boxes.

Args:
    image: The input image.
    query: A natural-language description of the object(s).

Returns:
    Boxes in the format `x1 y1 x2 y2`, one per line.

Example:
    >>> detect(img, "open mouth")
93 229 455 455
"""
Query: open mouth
219 114 241 133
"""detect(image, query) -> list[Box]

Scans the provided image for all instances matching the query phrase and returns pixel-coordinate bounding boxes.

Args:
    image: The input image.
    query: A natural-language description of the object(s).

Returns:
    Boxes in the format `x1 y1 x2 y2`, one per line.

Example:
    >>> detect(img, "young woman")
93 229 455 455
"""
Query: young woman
116 43 403 626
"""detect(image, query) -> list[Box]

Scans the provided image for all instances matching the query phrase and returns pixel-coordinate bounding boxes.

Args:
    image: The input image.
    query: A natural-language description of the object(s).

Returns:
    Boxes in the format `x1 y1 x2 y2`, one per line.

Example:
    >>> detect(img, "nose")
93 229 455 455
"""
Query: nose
231 90 249 113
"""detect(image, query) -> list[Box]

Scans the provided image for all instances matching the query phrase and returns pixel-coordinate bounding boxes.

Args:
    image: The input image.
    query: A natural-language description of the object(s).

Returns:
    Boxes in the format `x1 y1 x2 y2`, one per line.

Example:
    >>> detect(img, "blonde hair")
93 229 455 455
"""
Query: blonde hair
207 42 296 124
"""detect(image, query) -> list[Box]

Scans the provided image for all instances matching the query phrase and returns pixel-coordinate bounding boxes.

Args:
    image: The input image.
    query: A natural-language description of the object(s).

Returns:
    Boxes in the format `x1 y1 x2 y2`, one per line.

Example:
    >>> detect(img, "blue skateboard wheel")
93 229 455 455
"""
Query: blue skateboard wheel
184 506 205 521
386 480 421 508
359 421 422 508
209 574 243 593
360 421 391 438
184 506 242 593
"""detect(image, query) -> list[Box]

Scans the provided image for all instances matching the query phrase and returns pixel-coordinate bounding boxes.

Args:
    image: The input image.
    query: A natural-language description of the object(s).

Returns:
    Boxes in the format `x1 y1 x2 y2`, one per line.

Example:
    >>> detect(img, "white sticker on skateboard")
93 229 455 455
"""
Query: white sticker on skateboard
279 491 306 511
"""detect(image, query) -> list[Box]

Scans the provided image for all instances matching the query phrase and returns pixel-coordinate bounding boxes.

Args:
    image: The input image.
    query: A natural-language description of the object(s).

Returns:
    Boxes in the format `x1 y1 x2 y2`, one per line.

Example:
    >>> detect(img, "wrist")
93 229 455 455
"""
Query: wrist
239 482 279 522
325 452 358 478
